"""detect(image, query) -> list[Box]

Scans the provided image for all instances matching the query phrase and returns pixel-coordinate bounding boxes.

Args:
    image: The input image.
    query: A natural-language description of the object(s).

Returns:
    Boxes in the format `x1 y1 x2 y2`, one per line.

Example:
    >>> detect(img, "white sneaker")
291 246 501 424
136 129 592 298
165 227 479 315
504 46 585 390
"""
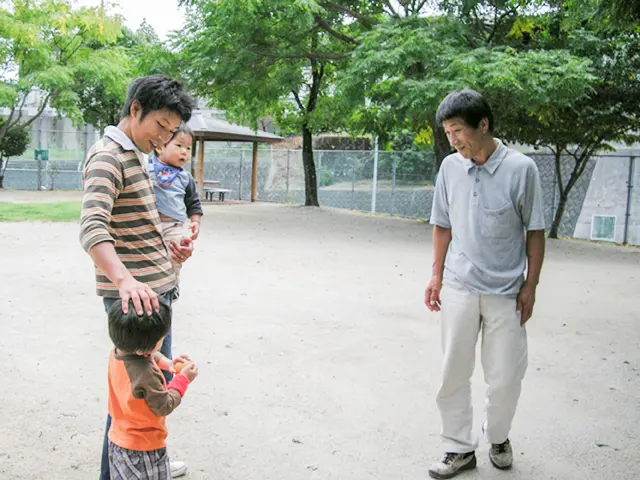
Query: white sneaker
489 439 513 470
428 452 476 479
170 460 188 477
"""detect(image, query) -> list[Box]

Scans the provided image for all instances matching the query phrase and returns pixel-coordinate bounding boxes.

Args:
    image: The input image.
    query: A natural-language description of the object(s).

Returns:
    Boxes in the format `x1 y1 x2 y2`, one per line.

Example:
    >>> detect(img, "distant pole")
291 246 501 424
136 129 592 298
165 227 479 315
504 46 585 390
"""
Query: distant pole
238 149 244 200
371 135 379 213
623 156 635 245
251 142 258 202
37 118 43 191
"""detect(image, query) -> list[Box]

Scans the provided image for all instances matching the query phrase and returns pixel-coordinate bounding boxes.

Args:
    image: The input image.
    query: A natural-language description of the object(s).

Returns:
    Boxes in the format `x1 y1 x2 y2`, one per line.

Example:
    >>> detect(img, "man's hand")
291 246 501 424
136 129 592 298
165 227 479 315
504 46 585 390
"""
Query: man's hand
516 282 536 325
425 276 443 312
169 237 193 264
190 222 200 241
118 276 159 316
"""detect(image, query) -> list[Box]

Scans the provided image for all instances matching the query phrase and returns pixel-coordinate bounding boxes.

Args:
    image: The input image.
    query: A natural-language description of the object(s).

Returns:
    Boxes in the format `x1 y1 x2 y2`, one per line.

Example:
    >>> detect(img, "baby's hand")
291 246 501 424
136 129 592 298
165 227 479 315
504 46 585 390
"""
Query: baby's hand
190 222 200 240
180 362 199 383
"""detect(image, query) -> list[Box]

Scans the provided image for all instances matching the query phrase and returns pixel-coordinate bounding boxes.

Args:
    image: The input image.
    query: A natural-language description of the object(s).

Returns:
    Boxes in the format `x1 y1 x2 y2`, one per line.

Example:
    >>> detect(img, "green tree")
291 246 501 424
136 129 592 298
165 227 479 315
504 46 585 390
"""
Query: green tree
0 0 121 186
0 121 29 188
178 0 382 206
73 21 182 133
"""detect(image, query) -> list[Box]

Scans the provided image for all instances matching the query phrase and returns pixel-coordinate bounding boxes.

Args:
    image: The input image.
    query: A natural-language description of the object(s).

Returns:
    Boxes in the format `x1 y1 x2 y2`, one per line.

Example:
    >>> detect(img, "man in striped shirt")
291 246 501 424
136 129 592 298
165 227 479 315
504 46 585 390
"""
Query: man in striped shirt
80 75 196 479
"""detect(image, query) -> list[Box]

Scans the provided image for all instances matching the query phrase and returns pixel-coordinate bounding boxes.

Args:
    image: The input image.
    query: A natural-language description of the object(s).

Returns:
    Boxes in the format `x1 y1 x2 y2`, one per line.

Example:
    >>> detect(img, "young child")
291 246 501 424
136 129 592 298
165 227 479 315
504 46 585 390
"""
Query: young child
149 124 203 286
107 298 198 480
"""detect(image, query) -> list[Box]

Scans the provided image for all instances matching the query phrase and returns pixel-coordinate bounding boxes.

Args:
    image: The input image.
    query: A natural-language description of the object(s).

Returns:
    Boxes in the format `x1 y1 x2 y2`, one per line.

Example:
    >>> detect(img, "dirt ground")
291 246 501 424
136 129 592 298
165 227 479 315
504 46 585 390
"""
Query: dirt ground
1 191 639 480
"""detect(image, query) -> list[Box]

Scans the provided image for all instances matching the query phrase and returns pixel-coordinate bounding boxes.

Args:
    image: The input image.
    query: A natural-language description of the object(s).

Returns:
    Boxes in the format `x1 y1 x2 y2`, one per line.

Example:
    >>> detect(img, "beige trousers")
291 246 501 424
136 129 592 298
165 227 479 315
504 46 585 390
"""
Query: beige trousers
161 220 188 282
436 285 528 453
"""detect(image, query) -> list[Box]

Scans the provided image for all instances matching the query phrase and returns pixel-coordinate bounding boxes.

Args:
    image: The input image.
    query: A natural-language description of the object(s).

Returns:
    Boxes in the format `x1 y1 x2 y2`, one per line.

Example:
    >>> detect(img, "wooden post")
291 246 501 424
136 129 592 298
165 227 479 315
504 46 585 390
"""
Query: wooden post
251 141 258 202
198 137 205 199
190 137 196 178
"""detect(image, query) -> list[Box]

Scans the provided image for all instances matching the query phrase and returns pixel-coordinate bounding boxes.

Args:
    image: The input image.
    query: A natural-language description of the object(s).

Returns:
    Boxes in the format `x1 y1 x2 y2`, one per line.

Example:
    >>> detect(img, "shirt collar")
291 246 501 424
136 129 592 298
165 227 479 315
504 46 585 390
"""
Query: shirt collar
462 138 506 175
104 125 148 166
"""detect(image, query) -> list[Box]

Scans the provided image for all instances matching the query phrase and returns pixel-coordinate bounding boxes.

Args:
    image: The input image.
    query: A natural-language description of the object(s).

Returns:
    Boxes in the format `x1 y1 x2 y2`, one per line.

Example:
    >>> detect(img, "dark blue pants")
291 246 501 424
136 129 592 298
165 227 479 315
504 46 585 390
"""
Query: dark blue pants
100 292 174 480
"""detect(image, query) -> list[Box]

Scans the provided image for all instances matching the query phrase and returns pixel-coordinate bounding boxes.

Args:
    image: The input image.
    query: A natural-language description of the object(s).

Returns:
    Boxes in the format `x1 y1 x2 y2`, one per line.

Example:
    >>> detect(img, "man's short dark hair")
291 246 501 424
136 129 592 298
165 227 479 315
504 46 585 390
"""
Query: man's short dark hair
108 299 171 353
436 88 494 131
121 75 195 123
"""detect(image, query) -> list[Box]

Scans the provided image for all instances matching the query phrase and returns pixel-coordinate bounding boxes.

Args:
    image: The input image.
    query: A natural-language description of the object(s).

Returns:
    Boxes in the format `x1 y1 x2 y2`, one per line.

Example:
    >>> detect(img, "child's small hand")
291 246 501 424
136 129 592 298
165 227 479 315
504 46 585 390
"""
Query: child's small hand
190 222 200 240
180 362 199 382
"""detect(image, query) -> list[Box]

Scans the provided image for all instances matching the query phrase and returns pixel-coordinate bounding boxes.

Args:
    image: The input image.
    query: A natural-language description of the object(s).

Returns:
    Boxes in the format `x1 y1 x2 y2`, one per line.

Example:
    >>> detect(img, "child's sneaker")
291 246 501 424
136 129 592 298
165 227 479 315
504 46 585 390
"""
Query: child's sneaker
489 439 513 470
170 460 188 477
428 452 476 479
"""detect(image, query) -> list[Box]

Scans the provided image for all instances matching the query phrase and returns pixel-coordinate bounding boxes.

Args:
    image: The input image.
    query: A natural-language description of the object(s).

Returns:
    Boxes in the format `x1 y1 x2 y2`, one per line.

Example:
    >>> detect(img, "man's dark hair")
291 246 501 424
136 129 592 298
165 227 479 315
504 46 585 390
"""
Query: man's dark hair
121 75 195 123
436 88 494 132
108 299 171 353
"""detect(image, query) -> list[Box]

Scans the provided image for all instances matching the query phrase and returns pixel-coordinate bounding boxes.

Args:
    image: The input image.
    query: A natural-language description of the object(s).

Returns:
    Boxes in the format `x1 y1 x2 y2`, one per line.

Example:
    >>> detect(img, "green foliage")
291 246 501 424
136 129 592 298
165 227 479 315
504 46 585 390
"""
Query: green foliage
0 121 30 158
318 166 335 187
0 201 81 222
0 0 123 133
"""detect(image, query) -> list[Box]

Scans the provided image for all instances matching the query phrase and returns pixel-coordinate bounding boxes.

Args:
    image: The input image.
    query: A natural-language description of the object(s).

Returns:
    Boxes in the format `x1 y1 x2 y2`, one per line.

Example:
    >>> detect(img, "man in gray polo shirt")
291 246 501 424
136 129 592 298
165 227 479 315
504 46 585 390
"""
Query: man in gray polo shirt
425 89 546 479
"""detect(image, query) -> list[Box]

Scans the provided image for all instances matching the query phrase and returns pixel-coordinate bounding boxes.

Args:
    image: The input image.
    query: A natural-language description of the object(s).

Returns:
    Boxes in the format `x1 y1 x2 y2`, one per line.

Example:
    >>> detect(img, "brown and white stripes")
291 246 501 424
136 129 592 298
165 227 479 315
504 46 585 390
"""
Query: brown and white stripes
80 136 176 297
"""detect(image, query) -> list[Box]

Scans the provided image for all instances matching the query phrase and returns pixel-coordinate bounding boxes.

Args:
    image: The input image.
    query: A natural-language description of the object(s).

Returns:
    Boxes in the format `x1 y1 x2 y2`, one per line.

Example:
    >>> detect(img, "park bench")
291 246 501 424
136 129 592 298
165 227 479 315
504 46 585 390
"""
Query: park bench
204 186 233 202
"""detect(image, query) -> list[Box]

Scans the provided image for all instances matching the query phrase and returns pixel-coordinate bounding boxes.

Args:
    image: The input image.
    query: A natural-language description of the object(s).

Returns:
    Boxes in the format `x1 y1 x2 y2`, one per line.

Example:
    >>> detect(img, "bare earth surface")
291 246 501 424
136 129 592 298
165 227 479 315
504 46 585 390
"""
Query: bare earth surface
1 191 639 480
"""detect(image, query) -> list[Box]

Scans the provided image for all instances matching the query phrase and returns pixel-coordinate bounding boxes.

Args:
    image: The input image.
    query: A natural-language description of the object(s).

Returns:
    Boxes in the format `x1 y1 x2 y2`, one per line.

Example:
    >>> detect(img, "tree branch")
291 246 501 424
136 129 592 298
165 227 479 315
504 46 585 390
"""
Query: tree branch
317 2 380 27
292 89 305 111
21 91 55 129
314 15 360 45
487 8 517 44
247 48 349 61
383 0 400 18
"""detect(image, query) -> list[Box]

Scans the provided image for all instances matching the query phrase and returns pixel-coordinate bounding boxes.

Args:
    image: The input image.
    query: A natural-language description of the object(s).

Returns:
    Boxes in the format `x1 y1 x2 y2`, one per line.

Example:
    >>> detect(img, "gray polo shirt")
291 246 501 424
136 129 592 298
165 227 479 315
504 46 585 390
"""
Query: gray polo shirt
430 139 545 295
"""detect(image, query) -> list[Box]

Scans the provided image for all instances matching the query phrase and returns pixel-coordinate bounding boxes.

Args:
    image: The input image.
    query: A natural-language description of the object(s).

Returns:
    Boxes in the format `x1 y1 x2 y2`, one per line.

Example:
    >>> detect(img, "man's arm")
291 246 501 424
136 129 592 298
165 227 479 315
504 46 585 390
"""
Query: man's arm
517 160 547 324
80 152 159 315
517 230 545 324
426 226 452 311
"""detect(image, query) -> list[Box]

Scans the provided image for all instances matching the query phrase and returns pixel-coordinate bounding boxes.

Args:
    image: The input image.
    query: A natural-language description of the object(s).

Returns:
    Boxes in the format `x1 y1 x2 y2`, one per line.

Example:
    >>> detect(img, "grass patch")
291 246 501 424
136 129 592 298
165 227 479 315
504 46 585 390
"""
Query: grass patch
0 202 81 222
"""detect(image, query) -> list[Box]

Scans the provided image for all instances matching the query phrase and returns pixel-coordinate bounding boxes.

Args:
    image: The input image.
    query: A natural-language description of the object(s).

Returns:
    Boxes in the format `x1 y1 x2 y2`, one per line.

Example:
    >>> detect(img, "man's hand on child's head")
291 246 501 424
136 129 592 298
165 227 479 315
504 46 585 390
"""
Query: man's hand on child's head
118 277 159 316
190 222 200 241
179 362 199 383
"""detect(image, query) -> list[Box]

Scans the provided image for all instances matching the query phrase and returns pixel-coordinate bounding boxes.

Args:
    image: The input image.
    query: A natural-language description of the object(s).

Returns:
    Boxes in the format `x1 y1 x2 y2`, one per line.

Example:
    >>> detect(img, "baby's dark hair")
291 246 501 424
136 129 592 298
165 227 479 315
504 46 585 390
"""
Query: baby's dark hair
108 300 171 353
169 123 194 143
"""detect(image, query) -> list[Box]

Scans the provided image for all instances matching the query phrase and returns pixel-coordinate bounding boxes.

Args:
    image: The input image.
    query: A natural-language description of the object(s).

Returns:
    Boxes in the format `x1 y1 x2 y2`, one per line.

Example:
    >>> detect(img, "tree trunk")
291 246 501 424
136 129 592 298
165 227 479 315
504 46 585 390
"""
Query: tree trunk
431 118 452 172
0 157 6 189
302 124 319 207
548 193 566 239
548 146 592 239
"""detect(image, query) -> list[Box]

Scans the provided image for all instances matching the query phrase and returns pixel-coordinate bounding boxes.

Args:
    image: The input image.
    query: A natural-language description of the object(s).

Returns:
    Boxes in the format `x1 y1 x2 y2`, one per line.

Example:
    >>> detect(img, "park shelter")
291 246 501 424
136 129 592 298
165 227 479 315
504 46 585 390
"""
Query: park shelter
186 111 283 201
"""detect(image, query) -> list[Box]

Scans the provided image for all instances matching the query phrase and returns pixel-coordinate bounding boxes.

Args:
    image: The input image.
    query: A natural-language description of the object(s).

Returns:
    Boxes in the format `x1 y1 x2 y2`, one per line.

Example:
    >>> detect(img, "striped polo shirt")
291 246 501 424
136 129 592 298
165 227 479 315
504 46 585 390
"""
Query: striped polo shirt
80 128 177 297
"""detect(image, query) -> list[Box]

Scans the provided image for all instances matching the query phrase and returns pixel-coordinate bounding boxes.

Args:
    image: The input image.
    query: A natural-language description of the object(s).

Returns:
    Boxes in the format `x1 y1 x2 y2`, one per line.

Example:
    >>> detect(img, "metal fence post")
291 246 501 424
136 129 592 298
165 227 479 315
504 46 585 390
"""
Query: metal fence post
371 136 379 213
36 118 43 191
623 156 635 245
238 149 244 200
351 155 356 210
391 153 397 216
286 149 290 203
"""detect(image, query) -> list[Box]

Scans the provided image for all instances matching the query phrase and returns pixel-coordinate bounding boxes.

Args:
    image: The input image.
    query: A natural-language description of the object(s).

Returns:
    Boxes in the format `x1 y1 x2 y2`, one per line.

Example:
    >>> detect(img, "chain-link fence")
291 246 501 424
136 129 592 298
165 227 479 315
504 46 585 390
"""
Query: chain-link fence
2 140 638 246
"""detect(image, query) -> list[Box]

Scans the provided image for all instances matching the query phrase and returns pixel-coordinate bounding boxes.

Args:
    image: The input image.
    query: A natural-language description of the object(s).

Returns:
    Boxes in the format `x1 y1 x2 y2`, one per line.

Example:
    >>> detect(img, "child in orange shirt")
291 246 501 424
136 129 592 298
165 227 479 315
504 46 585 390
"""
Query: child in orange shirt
106 299 198 480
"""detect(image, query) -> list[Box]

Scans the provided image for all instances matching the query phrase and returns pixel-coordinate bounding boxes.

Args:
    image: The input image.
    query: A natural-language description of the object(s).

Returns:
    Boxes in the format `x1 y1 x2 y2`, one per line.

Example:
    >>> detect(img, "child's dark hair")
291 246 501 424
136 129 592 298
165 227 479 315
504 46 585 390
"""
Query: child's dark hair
121 75 195 123
170 123 194 143
108 299 171 353
436 88 494 132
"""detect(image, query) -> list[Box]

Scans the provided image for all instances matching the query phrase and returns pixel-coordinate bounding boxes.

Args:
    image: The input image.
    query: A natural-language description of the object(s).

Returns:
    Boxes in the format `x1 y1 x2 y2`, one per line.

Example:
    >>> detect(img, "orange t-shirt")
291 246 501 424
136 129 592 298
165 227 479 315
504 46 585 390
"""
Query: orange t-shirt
107 350 189 451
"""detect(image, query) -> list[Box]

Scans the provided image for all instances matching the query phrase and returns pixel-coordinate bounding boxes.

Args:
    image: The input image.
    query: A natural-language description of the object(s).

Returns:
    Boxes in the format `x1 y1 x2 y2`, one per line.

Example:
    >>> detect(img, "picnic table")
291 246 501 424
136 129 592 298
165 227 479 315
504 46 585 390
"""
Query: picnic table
202 180 232 201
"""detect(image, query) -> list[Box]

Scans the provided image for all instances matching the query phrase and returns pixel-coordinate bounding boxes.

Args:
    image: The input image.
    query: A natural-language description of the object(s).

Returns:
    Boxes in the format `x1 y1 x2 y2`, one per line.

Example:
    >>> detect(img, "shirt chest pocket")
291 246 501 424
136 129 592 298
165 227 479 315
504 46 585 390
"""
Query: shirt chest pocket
480 202 518 239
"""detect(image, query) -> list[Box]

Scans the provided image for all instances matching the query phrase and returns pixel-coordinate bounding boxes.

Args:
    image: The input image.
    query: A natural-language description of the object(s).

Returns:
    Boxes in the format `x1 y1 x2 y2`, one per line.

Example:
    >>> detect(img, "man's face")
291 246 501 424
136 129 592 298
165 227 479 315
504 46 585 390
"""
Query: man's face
128 101 183 154
442 117 487 160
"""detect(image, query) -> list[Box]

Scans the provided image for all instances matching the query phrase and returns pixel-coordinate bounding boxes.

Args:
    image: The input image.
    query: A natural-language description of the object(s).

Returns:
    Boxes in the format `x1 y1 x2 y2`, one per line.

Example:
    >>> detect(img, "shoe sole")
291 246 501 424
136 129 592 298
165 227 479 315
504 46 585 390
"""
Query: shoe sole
171 465 188 477
489 455 512 470
428 455 477 479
